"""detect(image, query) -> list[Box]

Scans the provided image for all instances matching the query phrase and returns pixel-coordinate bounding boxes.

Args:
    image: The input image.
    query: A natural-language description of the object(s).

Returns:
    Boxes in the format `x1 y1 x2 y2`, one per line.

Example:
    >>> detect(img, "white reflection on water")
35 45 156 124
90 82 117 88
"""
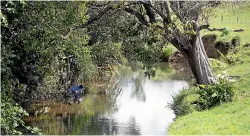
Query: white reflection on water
25 64 191 135
109 71 189 135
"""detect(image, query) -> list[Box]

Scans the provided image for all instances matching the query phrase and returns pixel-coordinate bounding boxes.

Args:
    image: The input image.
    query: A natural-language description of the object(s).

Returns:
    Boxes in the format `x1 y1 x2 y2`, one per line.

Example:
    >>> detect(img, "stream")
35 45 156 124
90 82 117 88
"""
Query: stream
24 63 191 135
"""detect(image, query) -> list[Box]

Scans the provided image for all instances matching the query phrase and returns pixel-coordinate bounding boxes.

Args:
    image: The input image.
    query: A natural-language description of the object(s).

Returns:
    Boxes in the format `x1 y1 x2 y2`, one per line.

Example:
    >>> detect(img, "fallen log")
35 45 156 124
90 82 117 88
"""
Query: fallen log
207 27 226 31
203 26 244 32
233 29 244 32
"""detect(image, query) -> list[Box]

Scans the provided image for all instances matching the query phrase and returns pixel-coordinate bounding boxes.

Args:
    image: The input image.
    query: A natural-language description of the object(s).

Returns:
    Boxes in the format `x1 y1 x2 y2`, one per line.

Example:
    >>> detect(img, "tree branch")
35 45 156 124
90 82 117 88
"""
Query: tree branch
140 1 168 22
199 24 210 31
163 1 172 24
198 25 226 32
172 28 192 51
123 7 149 26
142 2 156 23
207 27 227 31
198 24 244 34
63 2 151 38
63 6 113 38
169 1 185 23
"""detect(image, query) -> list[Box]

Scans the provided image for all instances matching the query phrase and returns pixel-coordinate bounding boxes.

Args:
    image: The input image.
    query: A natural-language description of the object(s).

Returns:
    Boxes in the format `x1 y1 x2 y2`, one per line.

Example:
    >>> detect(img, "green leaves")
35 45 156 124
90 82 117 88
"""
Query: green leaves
147 22 165 42
169 78 234 117
197 79 234 110
1 1 92 134
168 87 199 117
221 28 230 37
79 2 89 23
0 11 8 26
161 45 174 61
0 99 31 135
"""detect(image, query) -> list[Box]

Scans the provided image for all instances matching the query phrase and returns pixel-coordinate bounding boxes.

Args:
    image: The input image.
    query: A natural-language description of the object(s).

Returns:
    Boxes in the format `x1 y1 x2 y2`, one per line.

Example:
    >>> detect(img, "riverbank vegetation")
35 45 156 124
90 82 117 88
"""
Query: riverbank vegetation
168 47 250 134
168 2 250 134
1 1 249 135
0 1 167 134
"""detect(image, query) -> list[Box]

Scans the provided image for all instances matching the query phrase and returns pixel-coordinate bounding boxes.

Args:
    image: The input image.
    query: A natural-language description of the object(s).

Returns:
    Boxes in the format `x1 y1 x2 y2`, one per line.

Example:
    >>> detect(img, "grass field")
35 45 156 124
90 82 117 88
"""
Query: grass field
168 2 250 135
201 2 250 44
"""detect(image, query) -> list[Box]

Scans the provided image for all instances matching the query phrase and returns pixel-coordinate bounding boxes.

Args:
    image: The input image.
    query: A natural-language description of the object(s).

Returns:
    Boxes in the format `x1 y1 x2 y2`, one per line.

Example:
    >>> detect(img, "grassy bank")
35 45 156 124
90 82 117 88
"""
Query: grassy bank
168 2 250 135
168 47 250 134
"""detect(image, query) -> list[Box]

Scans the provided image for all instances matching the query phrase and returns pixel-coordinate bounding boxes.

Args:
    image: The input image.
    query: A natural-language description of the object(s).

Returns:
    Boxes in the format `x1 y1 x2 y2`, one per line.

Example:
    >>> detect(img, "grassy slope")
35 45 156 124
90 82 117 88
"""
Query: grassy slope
201 2 250 44
168 3 250 135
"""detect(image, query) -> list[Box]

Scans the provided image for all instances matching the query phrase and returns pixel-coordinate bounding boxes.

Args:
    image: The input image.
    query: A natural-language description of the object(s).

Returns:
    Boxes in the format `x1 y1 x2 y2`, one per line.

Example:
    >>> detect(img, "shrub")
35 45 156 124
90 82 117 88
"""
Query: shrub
169 78 234 117
1 98 42 135
168 87 199 117
161 46 174 61
221 28 230 37
219 50 240 65
209 58 228 70
196 78 234 110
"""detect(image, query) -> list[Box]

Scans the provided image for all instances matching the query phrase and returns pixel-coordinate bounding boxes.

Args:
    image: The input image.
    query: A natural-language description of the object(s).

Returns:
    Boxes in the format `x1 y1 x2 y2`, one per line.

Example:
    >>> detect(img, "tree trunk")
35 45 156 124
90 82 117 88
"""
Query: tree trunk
188 33 215 84
179 33 215 84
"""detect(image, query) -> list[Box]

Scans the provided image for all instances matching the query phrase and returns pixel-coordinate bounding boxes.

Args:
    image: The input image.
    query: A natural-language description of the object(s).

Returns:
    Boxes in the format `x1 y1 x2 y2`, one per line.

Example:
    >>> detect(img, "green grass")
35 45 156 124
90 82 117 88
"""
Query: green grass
168 48 250 134
168 2 250 135
201 2 250 44
168 100 250 134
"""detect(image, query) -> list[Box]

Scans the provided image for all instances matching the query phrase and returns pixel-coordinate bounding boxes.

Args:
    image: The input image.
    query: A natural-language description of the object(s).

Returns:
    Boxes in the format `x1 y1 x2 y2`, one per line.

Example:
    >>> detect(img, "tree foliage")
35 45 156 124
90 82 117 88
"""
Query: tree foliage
74 1 223 84
1 1 223 134
86 4 166 68
1 1 92 134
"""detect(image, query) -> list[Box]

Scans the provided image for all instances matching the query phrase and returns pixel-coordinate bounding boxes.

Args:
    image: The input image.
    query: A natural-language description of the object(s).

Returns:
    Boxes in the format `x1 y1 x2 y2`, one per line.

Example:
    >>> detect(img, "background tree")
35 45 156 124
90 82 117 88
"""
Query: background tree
86 2 167 69
66 1 221 84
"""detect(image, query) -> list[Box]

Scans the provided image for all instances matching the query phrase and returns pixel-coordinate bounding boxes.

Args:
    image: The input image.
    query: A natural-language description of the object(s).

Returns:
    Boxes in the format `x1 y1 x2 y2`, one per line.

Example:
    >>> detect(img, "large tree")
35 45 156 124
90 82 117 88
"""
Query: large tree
65 1 219 84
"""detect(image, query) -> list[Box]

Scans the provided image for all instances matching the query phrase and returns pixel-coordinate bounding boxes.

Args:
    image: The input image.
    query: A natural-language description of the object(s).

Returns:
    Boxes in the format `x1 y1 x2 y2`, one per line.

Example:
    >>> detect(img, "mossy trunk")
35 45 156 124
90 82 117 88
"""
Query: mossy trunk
180 33 215 84
189 33 215 84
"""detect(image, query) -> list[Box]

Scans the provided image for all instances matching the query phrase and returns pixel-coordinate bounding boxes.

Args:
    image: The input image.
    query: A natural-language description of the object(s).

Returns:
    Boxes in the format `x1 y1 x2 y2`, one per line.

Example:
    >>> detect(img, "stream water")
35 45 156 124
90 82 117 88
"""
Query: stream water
24 63 191 135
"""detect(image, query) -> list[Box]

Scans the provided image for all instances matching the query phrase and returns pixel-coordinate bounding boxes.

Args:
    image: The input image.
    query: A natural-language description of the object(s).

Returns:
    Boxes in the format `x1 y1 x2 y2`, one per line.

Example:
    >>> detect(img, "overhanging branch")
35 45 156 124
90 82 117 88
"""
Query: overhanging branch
207 27 226 31
140 1 168 22
163 1 172 24
63 6 113 38
63 3 150 38
123 7 149 26
199 24 210 31
199 25 226 32
142 2 156 23
199 25 244 33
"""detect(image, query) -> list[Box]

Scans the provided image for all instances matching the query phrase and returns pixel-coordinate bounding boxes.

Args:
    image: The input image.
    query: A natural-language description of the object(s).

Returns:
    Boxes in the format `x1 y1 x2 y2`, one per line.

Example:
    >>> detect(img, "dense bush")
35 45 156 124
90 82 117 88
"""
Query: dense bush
1 1 92 134
197 78 234 110
221 28 230 37
168 87 199 117
161 45 174 61
0 98 41 135
169 78 234 117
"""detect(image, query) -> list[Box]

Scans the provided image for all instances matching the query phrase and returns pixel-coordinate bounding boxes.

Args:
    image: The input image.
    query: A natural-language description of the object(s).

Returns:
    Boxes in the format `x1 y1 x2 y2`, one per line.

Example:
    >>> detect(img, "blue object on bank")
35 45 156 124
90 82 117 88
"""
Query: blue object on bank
68 85 84 93
68 85 86 103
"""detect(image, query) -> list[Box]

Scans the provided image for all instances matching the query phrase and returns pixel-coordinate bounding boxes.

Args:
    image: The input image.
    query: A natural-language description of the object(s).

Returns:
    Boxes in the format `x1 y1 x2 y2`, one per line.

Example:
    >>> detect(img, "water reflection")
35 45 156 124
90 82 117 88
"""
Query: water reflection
24 63 190 135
